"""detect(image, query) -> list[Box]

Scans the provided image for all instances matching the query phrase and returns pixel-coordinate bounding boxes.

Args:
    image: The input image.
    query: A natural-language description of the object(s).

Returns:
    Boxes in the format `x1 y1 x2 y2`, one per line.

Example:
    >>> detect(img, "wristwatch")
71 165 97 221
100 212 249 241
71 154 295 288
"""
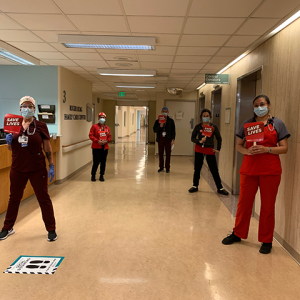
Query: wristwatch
49 163 54 167
268 147 271 153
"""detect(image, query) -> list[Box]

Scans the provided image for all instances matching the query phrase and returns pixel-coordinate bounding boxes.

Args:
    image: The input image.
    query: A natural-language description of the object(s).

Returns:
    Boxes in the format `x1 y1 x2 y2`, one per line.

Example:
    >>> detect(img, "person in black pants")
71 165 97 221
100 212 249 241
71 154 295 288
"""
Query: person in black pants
153 107 176 173
189 109 229 195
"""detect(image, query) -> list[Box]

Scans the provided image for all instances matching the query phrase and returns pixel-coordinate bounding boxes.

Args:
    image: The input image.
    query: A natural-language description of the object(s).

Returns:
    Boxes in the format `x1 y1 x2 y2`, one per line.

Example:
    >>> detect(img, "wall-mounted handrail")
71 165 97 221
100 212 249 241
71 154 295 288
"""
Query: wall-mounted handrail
62 139 91 153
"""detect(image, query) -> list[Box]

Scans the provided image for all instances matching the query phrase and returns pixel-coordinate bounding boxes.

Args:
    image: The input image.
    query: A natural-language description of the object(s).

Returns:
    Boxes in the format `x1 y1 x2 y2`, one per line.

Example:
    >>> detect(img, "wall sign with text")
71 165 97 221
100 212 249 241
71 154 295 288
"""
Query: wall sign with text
64 105 86 120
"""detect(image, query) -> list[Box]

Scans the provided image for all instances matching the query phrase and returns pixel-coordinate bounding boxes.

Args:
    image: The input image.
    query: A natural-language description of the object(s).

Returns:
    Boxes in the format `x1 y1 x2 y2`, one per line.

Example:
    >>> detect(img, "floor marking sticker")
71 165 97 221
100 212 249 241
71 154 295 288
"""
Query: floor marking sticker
4 256 64 275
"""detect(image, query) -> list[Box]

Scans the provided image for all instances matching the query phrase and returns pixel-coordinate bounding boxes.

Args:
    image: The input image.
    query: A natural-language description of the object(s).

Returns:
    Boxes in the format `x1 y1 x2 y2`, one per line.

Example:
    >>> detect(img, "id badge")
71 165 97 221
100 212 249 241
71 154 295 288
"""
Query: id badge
162 132 166 137
18 136 28 147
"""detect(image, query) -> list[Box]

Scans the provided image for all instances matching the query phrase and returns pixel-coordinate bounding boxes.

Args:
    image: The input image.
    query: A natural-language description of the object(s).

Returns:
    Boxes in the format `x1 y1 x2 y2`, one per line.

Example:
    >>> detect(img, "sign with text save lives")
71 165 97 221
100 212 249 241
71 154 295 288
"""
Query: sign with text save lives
4 114 23 134
244 122 264 143
202 125 214 137
205 74 230 84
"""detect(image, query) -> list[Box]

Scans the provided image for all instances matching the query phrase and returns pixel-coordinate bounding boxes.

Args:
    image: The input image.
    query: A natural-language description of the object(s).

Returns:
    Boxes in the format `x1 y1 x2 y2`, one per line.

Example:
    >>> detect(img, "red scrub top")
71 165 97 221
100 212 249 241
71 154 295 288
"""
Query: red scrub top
89 124 111 150
237 117 290 176
11 117 50 173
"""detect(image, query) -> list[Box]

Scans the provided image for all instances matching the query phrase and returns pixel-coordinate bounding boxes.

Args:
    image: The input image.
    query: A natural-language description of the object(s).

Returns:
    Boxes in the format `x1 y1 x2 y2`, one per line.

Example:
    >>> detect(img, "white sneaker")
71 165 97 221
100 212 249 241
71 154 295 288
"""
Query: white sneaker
0 228 15 240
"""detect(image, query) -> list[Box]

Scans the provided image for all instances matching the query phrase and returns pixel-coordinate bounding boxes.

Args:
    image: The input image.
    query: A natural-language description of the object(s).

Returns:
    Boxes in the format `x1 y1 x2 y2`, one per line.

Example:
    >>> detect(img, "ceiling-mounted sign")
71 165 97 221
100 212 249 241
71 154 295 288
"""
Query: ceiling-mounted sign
119 92 125 97
205 74 230 84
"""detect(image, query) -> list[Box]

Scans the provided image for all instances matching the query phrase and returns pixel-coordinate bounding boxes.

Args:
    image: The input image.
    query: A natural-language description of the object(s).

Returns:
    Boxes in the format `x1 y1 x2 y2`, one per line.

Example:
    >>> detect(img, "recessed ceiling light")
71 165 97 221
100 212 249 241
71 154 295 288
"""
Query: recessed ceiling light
114 83 156 89
98 69 156 77
58 35 155 50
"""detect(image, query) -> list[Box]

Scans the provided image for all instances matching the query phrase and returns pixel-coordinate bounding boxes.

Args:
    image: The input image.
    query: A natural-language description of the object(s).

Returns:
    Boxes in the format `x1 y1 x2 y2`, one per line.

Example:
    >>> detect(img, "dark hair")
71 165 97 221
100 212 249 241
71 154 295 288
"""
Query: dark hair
253 95 270 118
200 108 212 119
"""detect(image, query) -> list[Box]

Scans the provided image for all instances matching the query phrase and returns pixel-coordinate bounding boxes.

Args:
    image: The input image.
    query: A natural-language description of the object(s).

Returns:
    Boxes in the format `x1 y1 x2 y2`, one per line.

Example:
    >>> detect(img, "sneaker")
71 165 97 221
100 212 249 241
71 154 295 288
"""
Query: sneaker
0 228 15 241
158 168 164 172
218 188 229 195
47 231 57 242
91 175 96 182
99 175 105 182
166 169 170 173
222 231 241 245
259 243 272 254
188 186 198 193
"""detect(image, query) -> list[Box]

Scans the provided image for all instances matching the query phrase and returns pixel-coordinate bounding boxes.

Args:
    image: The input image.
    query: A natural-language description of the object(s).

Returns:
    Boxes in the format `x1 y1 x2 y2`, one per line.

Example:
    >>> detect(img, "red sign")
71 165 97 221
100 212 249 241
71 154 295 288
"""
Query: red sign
244 122 264 142
99 131 107 141
202 125 214 137
4 114 23 134
158 115 166 124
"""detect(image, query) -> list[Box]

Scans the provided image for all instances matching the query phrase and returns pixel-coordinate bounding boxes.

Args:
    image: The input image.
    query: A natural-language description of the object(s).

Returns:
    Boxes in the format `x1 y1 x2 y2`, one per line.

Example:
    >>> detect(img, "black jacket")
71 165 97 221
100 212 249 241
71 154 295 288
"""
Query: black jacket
153 116 176 143
191 122 222 151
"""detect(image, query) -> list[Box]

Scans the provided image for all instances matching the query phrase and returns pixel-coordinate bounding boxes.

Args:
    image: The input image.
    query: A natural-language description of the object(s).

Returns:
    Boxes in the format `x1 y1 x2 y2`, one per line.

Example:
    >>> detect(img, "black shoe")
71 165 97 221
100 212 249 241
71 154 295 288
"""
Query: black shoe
91 175 96 182
158 168 164 172
166 169 170 173
259 243 272 254
188 186 198 193
99 175 105 182
47 230 57 242
0 228 15 241
222 231 241 245
218 188 229 195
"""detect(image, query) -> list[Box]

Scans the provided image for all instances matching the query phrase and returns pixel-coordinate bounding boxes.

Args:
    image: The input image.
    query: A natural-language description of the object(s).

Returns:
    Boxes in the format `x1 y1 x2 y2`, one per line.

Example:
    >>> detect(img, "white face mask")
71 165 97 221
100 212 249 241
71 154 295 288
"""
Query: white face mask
99 118 105 124
254 106 268 117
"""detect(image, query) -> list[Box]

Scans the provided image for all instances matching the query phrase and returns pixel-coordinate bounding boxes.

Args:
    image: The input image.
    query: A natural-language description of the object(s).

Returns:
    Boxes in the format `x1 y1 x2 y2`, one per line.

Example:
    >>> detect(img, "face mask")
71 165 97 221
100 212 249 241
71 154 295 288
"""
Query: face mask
254 106 268 117
202 117 210 123
21 108 35 119
99 118 105 124
162 112 168 116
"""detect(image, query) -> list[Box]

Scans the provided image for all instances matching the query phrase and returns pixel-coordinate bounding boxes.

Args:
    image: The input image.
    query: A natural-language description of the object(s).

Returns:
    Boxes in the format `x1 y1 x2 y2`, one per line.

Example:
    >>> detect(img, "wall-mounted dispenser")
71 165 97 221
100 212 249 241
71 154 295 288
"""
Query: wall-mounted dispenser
38 104 55 123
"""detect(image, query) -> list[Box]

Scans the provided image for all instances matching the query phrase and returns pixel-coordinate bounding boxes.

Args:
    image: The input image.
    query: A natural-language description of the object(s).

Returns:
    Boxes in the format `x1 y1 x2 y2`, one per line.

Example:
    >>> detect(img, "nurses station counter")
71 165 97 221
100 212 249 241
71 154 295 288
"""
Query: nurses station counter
0 137 60 215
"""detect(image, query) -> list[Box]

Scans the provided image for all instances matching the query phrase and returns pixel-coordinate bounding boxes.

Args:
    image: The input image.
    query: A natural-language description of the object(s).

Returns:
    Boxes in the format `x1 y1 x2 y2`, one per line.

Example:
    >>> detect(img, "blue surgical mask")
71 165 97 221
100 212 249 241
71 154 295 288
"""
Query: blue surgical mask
21 107 35 119
202 117 210 123
99 118 105 124
254 106 268 117
162 112 168 116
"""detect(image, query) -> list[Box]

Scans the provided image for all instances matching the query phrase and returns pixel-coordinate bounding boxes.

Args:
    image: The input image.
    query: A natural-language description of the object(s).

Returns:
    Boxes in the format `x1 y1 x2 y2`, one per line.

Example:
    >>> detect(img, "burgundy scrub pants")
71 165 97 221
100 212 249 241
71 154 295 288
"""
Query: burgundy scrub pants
3 169 56 232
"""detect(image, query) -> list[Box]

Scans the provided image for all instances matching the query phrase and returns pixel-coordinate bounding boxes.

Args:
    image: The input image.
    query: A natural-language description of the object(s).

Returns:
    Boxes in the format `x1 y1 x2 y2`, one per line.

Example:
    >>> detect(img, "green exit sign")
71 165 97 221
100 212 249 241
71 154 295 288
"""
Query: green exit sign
119 92 125 97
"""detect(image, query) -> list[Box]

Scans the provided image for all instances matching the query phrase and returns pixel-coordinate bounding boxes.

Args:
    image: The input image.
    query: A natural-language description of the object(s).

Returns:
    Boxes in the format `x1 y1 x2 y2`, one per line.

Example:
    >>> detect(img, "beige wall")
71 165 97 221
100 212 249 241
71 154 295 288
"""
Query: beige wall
57 67 93 181
101 100 116 142
198 18 300 255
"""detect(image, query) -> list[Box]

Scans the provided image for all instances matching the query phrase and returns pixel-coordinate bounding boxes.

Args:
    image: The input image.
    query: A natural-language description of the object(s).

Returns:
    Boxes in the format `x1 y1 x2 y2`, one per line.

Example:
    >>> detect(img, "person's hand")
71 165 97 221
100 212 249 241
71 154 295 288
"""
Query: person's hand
160 123 164 127
246 146 254 155
5 134 13 145
171 139 174 146
98 140 104 145
48 165 55 183
213 149 219 153
200 136 206 143
252 145 268 155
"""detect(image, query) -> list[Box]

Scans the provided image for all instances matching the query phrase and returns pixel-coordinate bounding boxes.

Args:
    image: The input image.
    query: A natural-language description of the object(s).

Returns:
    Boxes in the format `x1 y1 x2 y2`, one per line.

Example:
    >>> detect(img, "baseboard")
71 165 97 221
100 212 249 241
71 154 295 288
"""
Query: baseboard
55 161 92 185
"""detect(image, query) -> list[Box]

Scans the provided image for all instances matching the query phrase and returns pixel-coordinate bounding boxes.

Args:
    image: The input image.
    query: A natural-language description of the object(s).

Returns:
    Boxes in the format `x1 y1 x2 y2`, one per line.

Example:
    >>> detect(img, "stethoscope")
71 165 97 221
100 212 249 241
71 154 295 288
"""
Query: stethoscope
23 119 36 136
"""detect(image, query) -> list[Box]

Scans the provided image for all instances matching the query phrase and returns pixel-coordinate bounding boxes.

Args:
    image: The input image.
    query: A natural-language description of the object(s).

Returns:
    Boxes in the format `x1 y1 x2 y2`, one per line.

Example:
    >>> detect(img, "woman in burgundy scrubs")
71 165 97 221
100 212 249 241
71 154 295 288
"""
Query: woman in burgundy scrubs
0 96 57 242
222 95 290 254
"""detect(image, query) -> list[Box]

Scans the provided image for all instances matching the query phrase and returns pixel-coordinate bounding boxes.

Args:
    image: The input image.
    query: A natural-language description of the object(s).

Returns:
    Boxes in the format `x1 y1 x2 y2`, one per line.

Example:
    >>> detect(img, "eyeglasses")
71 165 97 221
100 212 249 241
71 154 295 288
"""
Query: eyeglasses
21 105 35 109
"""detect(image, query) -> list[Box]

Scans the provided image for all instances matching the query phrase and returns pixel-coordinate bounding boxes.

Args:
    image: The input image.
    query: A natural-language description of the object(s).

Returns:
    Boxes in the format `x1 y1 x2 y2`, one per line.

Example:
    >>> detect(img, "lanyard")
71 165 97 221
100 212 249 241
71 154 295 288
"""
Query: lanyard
23 120 36 136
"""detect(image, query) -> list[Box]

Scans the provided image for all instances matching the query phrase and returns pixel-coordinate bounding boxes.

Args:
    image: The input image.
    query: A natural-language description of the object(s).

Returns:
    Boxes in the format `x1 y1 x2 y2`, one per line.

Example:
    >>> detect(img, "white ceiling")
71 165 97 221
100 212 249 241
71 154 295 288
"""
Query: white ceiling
0 0 300 101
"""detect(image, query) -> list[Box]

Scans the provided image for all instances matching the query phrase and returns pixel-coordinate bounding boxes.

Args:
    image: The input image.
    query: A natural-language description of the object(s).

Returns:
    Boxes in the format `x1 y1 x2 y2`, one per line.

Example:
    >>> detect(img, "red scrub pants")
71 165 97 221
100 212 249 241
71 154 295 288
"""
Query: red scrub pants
233 174 281 243
3 169 56 232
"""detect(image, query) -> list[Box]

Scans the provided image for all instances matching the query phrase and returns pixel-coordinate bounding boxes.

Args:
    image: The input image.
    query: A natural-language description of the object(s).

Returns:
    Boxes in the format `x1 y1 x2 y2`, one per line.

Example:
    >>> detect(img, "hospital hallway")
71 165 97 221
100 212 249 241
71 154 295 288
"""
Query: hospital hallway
1 139 300 300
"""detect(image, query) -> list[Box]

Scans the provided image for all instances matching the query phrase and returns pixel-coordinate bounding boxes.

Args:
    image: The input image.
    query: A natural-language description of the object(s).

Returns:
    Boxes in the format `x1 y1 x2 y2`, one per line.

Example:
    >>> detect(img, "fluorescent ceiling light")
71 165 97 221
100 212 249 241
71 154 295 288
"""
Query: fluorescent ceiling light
114 98 138 101
115 83 156 89
58 35 155 50
196 83 206 90
270 9 300 35
98 69 156 77
0 50 35 65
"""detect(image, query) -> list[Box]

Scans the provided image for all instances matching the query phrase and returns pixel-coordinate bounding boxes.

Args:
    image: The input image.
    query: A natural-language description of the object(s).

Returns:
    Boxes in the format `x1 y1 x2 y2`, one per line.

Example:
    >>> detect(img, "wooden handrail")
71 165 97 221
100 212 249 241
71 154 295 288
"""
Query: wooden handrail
62 139 90 148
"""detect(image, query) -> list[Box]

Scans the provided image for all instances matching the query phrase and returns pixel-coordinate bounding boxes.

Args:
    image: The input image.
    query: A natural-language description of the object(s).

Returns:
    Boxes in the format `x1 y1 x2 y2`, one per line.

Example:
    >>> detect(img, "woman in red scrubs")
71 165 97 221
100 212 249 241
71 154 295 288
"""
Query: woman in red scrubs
0 96 57 242
222 95 290 254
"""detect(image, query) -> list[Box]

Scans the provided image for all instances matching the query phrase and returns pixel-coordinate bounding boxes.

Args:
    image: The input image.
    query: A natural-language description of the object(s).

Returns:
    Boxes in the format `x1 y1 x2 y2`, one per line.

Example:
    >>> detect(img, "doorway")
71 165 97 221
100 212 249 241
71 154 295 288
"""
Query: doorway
232 67 262 195
199 94 205 123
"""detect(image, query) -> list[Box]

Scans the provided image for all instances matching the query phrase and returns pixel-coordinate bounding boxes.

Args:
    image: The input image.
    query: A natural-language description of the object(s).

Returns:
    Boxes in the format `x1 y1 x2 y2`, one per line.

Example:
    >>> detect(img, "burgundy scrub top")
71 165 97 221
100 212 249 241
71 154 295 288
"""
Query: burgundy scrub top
11 117 50 173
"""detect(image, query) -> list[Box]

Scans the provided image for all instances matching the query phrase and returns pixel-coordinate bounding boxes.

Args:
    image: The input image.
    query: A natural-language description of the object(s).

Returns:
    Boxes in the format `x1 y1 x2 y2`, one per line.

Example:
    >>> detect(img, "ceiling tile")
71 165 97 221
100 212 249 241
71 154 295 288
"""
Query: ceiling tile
32 31 80 43
107 61 141 68
131 33 180 46
209 56 235 63
0 58 17 65
8 14 76 30
127 16 184 34
177 47 219 55
203 63 225 70
74 60 110 67
0 30 42 42
225 35 260 47
97 49 137 55
216 47 244 56
170 69 199 74
140 62 172 69
53 0 122 15
156 69 172 74
0 0 60 13
253 0 300 18
67 15 128 32
27 51 68 59
100 53 138 61
0 14 24 29
189 0 262 17
180 35 230 47
122 0 190 16
184 18 246 34
236 18 280 35
8 42 56 51
168 76 194 80
174 55 211 63
42 59 78 66
63 53 104 60
172 62 205 70
138 55 174 62
64 66 88 73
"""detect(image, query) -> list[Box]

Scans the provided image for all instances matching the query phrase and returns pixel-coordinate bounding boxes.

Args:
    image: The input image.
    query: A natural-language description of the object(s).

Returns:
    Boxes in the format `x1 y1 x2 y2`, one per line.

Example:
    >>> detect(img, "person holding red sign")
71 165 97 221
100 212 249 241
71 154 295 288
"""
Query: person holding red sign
153 107 176 173
89 112 111 182
189 109 229 195
0 96 57 242
222 95 290 254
